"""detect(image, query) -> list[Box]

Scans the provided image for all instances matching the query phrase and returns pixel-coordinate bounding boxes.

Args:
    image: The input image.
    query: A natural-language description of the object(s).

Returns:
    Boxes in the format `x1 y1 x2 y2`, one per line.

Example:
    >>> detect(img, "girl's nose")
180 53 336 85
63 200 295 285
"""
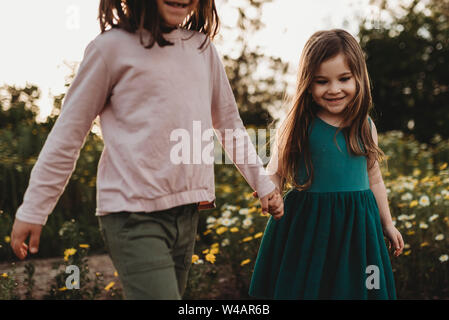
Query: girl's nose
328 83 342 94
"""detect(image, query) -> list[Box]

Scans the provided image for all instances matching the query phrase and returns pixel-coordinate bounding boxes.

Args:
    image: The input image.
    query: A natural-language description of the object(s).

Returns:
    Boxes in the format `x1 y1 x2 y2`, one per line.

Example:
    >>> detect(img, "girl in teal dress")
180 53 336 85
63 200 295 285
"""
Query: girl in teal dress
249 29 404 300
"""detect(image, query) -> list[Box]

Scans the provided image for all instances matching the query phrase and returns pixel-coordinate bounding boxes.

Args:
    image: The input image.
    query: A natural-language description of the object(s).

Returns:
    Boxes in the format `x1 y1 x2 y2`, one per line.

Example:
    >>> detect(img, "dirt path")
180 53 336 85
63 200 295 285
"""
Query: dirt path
0 254 123 299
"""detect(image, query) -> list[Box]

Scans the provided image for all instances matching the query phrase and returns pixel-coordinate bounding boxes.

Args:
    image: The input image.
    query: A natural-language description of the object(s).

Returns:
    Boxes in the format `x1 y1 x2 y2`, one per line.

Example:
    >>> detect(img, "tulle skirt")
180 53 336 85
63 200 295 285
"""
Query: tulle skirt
249 188 397 300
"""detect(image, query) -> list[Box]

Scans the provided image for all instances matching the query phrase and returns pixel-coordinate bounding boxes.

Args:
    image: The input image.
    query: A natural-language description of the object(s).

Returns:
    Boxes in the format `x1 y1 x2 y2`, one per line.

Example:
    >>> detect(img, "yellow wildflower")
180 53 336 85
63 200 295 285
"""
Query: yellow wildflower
407 230 415 235
1 273 7 278
420 176 430 183
58 287 68 291
221 185 232 193
404 250 412 256
203 230 212 235
242 236 253 243
205 253 216 264
79 244 90 248
420 242 429 247
254 232 263 239
64 248 77 261
114 271 118 277
248 207 257 214
210 247 219 255
4 236 10 243
240 259 251 266
105 282 115 291
216 227 228 235
230 227 239 233
191 254 199 264
202 248 209 254
409 200 418 208
440 163 448 170
211 243 220 248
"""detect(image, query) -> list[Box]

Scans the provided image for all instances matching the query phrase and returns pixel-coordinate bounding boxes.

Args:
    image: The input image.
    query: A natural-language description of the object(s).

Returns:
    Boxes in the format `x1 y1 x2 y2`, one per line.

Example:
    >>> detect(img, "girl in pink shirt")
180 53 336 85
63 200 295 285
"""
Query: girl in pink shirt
10 0 283 299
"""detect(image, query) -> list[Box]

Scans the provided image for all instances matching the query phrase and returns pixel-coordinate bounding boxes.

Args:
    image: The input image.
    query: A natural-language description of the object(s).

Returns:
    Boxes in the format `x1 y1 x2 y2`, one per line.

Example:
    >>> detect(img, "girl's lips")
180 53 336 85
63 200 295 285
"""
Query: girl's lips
163 1 190 15
324 96 345 102
164 1 189 8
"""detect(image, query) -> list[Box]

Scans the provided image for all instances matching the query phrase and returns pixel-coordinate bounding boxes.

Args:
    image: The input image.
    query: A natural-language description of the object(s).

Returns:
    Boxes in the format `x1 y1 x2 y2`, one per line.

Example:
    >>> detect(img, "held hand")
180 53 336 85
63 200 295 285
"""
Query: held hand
254 189 284 220
383 224 404 257
10 219 43 260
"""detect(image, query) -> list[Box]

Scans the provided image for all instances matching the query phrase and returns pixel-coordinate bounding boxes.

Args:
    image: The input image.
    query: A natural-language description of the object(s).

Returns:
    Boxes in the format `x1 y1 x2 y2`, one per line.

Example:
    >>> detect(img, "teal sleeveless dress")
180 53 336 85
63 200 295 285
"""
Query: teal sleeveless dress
249 116 397 300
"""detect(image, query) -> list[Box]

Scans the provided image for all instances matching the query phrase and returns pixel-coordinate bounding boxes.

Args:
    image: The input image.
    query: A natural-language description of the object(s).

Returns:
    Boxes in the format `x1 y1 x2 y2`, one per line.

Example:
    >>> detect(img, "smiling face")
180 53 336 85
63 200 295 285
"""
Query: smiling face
310 53 357 121
156 0 198 27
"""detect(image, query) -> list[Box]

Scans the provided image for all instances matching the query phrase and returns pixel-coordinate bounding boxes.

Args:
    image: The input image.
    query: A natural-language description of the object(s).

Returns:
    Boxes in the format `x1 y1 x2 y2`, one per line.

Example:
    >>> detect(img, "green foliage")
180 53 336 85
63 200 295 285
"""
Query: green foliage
0 84 106 261
0 263 20 300
219 0 290 127
359 0 449 142
23 262 35 299
43 220 120 299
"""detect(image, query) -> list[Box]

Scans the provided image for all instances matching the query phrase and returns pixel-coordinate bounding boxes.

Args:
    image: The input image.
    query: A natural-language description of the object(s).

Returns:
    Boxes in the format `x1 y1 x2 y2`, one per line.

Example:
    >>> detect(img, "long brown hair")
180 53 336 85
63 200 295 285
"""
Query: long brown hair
98 0 220 49
276 29 385 192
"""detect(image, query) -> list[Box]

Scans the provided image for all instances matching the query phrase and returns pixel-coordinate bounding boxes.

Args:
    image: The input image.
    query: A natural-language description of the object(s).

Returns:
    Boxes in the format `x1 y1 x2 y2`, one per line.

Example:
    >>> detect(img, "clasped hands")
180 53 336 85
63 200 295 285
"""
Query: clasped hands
254 187 284 220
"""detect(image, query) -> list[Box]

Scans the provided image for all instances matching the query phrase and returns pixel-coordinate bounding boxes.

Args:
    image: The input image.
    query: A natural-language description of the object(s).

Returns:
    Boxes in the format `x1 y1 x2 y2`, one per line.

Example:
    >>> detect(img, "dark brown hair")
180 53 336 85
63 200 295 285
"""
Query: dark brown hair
98 0 220 49
276 29 385 192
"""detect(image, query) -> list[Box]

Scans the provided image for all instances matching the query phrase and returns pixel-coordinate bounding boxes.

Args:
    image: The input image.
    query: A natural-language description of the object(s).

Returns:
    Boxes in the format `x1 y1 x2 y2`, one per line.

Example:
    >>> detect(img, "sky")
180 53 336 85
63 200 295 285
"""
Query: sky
0 0 376 122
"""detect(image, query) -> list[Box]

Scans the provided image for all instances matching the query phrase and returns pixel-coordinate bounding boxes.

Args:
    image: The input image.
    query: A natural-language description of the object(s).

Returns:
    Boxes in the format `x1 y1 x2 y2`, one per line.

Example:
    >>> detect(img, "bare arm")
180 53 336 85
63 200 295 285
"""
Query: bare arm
368 120 404 256
367 121 394 228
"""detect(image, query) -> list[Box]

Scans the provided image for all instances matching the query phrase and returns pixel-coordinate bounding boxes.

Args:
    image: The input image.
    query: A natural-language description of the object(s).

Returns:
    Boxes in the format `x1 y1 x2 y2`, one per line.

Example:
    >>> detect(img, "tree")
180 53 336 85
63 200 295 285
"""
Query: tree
358 0 449 143
218 0 290 127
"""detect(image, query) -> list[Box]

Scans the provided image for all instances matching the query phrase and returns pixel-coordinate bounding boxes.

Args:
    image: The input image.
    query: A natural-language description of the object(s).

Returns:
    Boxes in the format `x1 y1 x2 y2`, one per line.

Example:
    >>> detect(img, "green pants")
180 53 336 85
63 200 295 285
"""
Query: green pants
98 203 199 300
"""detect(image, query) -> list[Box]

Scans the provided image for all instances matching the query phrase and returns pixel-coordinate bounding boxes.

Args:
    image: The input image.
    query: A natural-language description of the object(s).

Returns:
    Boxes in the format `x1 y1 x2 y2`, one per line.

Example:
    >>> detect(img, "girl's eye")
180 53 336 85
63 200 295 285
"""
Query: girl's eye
340 77 351 82
315 80 327 85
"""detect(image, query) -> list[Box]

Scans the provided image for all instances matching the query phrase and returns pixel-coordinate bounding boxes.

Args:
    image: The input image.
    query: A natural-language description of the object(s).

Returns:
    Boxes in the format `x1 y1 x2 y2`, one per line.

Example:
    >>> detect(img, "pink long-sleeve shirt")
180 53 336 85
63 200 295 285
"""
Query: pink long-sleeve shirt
15 27 275 225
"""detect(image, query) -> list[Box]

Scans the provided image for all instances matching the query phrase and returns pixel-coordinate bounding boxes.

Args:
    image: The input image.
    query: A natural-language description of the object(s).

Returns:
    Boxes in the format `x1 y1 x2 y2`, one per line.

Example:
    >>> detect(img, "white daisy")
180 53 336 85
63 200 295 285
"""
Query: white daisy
221 217 233 227
435 234 444 241
206 217 217 224
405 222 413 229
428 214 439 222
419 222 429 229
419 195 430 207
242 217 253 228
401 192 413 201
439 255 448 263
239 208 250 215
221 238 230 247
397 214 408 221
404 182 415 191
222 210 232 218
